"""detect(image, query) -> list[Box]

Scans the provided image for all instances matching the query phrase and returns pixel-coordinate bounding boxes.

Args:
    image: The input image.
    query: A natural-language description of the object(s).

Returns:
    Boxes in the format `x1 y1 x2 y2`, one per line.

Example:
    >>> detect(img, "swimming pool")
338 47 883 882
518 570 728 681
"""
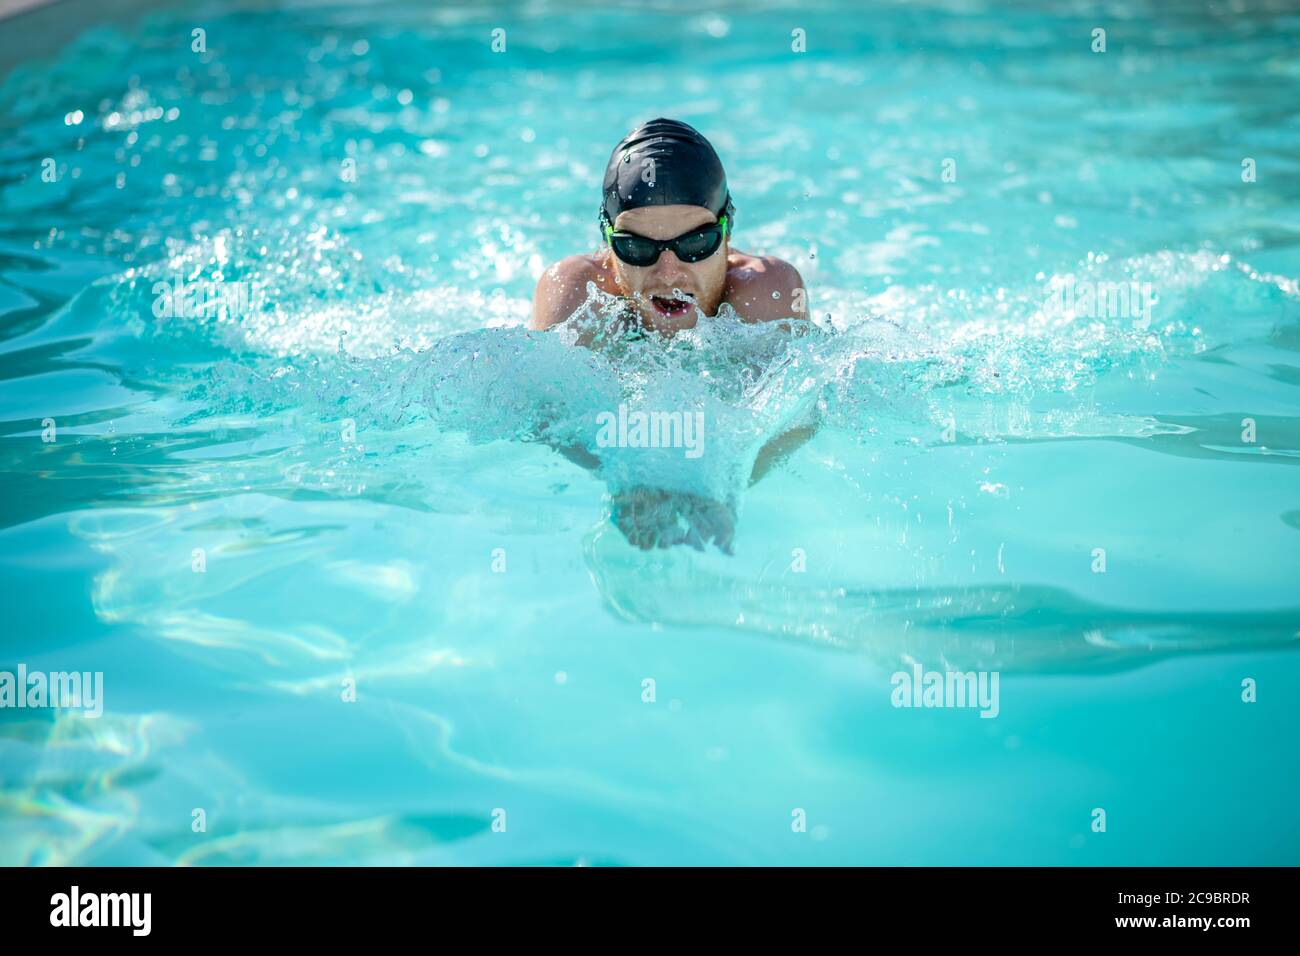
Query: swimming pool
1 0 1298 865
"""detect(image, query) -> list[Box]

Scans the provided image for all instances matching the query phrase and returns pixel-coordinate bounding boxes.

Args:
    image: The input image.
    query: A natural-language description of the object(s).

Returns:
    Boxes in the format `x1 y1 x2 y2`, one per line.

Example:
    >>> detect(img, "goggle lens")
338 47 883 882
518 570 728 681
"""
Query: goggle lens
673 226 724 262
610 234 662 266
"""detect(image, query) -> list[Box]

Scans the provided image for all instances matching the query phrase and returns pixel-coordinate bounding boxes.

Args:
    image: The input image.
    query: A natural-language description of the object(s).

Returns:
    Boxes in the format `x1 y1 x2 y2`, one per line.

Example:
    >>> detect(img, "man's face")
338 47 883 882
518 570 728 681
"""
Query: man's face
609 204 729 333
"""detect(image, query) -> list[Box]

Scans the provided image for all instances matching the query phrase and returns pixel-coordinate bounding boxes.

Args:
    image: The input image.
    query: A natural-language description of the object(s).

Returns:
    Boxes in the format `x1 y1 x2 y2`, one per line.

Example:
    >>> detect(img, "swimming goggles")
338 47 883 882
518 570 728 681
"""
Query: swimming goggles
599 201 733 267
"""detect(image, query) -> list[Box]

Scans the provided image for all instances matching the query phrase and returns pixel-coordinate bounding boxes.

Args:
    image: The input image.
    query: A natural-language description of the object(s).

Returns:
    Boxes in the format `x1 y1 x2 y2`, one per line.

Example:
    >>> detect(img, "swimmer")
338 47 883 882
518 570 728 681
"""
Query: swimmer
530 118 807 335
530 119 814 553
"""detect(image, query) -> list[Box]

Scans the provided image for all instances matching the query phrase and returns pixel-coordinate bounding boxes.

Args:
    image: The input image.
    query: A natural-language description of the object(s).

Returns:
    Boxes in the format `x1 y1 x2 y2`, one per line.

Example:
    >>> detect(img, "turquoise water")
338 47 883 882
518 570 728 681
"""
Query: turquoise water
2 0 1298 865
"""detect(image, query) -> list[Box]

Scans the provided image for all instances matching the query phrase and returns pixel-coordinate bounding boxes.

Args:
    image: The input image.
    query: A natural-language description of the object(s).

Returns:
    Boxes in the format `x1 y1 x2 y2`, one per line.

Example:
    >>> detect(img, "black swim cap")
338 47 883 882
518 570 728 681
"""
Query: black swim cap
601 118 733 230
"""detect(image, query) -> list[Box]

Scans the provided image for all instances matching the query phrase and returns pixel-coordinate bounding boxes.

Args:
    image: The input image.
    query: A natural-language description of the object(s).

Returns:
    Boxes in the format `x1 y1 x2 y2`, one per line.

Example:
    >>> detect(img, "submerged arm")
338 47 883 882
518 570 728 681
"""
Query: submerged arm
750 422 818 484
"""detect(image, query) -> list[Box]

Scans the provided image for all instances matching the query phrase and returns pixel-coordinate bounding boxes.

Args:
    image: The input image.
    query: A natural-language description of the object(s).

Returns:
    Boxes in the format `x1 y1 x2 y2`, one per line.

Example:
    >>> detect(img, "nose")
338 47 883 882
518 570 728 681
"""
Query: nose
649 249 690 282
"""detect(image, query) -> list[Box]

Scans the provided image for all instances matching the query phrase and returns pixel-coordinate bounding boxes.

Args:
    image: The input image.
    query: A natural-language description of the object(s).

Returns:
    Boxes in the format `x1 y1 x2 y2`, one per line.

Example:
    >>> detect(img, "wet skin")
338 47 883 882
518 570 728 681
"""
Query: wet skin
530 204 812 552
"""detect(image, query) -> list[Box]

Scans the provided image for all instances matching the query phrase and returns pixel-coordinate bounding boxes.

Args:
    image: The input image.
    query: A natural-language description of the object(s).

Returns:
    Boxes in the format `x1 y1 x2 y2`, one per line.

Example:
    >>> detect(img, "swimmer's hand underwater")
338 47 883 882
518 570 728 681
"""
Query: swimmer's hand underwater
611 487 736 555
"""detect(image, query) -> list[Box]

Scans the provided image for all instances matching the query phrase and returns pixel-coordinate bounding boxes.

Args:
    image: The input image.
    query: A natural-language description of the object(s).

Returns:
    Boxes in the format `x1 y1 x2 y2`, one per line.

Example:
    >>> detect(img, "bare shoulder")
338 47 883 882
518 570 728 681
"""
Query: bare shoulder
529 253 612 330
723 251 808 323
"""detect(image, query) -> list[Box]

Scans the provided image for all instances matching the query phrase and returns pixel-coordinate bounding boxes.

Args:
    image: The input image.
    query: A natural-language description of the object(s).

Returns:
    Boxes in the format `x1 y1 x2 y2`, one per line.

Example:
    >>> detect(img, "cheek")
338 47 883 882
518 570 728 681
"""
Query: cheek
695 253 726 289
615 261 647 291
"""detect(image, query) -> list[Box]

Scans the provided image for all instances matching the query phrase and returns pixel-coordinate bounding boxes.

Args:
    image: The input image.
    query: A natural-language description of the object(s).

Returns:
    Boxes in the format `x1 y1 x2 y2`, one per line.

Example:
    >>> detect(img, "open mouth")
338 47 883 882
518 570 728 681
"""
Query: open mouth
649 294 694 318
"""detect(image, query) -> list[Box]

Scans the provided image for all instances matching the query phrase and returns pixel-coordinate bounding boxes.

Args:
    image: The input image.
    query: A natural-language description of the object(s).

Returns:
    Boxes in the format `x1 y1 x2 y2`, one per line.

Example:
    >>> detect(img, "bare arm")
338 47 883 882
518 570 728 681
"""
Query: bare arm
726 254 815 480
529 256 604 331
750 423 817 484
725 254 808 324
